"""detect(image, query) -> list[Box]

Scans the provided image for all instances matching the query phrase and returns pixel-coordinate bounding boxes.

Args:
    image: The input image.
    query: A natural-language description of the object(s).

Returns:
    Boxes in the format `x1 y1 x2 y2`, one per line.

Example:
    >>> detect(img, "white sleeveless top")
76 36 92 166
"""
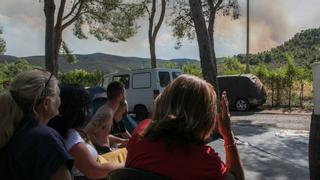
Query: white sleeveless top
64 129 98 177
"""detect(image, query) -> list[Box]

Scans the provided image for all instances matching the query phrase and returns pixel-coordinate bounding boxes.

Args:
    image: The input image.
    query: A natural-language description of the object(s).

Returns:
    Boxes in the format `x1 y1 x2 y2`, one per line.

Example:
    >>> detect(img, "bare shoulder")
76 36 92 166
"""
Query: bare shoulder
91 106 113 126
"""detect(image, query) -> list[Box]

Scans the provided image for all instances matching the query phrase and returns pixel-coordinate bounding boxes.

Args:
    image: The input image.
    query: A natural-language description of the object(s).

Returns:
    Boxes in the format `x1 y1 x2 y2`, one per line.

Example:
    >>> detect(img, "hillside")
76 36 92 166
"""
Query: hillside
237 27 320 67
0 53 200 73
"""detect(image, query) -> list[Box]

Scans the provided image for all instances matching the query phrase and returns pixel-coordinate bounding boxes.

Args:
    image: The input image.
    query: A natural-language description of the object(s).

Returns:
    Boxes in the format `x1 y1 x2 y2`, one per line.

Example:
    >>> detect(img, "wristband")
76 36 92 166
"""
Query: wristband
224 141 237 148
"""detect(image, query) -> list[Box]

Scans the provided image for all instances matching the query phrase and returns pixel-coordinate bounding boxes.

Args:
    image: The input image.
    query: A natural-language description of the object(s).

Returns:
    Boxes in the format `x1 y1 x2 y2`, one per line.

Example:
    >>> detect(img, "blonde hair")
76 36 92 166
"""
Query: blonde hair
144 74 217 148
0 70 58 148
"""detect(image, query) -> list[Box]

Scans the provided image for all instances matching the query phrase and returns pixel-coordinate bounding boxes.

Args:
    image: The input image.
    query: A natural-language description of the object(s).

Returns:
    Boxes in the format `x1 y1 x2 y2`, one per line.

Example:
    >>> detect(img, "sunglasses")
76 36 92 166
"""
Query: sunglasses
41 72 53 97
33 68 54 98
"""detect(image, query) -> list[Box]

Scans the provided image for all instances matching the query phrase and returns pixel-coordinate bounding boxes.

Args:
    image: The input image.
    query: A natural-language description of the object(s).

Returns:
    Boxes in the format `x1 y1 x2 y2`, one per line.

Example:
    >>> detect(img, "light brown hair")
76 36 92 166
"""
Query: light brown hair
143 74 217 149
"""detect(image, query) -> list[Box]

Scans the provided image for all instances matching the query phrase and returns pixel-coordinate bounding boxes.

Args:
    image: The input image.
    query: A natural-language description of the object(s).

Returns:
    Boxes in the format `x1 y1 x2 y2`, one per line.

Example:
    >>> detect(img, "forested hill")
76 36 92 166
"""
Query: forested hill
0 53 200 73
237 27 320 67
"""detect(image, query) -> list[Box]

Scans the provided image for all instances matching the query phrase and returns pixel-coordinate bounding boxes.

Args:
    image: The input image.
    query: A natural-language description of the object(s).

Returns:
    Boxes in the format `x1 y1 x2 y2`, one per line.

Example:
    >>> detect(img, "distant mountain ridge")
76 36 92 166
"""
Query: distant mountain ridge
0 53 201 73
3 27 318 71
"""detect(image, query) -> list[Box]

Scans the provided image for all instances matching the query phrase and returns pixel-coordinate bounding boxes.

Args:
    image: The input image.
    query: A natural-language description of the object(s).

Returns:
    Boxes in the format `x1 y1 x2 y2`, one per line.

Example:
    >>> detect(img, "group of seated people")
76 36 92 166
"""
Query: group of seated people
0 69 244 180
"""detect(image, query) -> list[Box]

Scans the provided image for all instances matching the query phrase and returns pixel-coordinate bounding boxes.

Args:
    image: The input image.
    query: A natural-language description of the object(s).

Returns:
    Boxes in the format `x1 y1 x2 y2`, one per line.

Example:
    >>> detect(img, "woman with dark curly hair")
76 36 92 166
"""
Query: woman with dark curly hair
125 74 244 180
49 84 124 179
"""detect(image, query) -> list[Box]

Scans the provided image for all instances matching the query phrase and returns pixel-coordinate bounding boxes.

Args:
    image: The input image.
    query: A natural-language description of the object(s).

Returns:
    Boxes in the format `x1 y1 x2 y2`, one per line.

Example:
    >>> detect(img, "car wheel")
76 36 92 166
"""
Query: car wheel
134 105 148 122
235 99 249 111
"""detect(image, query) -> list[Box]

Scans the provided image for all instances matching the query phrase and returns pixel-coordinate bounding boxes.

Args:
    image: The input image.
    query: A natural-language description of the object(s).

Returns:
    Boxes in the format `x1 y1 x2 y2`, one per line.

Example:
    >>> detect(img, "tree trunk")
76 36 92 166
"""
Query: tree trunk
245 0 250 73
271 82 274 107
54 28 62 76
52 0 66 76
150 39 156 68
148 0 166 69
189 0 220 101
276 81 281 106
288 77 292 110
44 0 55 74
300 81 304 107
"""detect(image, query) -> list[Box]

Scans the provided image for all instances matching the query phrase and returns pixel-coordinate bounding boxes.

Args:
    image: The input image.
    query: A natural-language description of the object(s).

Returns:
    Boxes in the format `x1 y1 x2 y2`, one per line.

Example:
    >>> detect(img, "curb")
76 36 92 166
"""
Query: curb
231 111 312 116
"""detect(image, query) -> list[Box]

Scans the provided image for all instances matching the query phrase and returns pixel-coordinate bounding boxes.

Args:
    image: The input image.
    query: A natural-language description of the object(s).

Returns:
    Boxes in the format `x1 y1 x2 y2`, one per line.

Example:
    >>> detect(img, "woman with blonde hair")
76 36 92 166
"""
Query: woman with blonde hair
0 70 72 180
126 74 244 180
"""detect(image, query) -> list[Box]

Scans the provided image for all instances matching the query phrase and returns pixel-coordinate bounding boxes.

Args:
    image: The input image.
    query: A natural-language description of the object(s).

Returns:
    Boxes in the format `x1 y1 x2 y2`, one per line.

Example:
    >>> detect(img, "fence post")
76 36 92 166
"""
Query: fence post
309 62 320 180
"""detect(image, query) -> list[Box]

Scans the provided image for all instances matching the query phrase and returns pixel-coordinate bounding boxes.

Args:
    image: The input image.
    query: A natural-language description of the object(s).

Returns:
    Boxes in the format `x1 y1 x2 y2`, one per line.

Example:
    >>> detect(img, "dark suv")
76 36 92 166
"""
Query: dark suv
218 74 267 111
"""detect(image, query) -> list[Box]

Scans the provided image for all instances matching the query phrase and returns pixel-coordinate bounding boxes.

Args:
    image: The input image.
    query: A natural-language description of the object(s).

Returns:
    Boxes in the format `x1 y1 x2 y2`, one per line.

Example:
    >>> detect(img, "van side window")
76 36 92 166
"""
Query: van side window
159 72 171 87
172 72 181 79
132 72 151 89
113 75 130 89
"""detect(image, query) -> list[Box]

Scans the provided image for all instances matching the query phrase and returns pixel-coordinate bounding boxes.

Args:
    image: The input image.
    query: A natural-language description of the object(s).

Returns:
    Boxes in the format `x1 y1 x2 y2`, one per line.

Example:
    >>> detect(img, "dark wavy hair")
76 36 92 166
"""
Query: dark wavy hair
48 84 91 138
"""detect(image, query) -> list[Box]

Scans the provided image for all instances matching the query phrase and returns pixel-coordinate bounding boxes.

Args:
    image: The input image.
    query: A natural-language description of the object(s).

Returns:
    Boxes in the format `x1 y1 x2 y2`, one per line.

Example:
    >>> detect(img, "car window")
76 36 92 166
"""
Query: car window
132 72 151 89
159 72 171 87
172 71 181 79
112 75 130 89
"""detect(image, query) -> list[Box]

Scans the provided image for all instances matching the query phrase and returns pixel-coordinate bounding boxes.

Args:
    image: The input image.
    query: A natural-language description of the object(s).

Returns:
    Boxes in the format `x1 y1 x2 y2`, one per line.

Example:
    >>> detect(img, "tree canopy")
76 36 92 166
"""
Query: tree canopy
43 0 146 75
169 0 240 48
71 0 145 42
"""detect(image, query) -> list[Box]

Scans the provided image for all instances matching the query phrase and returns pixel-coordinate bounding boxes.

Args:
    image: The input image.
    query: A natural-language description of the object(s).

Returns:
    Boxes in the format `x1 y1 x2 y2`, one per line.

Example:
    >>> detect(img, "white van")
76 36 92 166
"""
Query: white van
103 68 182 121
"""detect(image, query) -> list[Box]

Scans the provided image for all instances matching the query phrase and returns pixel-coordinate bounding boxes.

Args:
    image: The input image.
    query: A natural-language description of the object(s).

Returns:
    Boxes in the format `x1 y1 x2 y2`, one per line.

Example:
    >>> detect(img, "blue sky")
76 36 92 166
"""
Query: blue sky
0 0 320 60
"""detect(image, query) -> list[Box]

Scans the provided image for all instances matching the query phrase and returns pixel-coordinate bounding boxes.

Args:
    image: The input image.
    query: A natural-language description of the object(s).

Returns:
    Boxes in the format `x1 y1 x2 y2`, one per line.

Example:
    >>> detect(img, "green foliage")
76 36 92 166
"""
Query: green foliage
0 26 6 54
219 57 245 75
59 69 104 87
285 54 298 78
253 63 269 82
0 59 35 92
73 1 146 43
162 62 178 69
182 63 202 78
61 41 78 64
169 0 240 48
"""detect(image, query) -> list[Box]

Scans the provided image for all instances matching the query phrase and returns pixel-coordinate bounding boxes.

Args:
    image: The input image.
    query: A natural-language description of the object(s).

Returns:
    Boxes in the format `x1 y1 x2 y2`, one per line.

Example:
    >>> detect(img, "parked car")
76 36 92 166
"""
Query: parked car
217 74 267 111
103 68 182 120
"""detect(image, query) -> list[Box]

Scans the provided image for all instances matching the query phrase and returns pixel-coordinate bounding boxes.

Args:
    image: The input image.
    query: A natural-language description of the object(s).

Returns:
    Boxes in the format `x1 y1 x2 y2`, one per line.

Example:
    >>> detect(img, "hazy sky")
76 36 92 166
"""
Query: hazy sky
0 0 320 59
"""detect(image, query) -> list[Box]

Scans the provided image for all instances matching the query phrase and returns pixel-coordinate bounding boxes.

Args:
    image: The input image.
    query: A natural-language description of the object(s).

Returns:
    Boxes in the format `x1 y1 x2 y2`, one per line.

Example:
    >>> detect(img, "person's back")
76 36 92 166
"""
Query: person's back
0 118 71 179
126 120 226 179
125 75 244 180
86 81 126 150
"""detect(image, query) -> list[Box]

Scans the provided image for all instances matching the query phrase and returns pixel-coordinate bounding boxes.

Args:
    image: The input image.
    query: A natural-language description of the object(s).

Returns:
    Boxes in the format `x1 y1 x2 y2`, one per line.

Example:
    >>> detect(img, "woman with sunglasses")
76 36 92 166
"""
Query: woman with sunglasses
0 70 72 180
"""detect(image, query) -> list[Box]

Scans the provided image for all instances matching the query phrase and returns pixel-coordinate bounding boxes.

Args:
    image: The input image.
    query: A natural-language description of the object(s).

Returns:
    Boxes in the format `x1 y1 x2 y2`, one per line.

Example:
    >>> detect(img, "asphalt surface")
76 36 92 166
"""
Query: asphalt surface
231 113 311 130
209 112 311 180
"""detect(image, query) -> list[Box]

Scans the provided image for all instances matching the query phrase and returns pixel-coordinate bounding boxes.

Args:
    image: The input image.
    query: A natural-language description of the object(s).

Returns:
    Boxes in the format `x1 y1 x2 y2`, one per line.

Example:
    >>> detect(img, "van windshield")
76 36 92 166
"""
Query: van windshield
159 72 171 87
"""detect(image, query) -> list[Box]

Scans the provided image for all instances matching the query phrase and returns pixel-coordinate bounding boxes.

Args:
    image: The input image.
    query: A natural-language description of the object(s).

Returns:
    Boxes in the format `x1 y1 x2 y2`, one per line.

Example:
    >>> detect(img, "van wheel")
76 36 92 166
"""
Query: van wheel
134 105 148 122
235 99 249 111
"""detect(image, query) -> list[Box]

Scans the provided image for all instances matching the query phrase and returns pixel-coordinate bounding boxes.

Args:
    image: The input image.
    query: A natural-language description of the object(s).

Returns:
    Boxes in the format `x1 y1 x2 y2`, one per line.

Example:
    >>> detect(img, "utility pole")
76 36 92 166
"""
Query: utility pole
245 0 250 73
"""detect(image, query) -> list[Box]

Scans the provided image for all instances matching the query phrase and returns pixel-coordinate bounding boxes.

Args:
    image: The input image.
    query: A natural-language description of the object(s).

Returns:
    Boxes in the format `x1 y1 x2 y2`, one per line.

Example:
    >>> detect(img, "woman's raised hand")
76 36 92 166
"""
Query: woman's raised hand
217 91 234 144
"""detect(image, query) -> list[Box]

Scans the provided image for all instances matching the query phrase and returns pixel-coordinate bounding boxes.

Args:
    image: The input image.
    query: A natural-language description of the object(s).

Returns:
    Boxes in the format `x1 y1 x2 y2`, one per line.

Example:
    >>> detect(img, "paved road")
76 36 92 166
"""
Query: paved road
209 113 311 180
231 112 311 130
